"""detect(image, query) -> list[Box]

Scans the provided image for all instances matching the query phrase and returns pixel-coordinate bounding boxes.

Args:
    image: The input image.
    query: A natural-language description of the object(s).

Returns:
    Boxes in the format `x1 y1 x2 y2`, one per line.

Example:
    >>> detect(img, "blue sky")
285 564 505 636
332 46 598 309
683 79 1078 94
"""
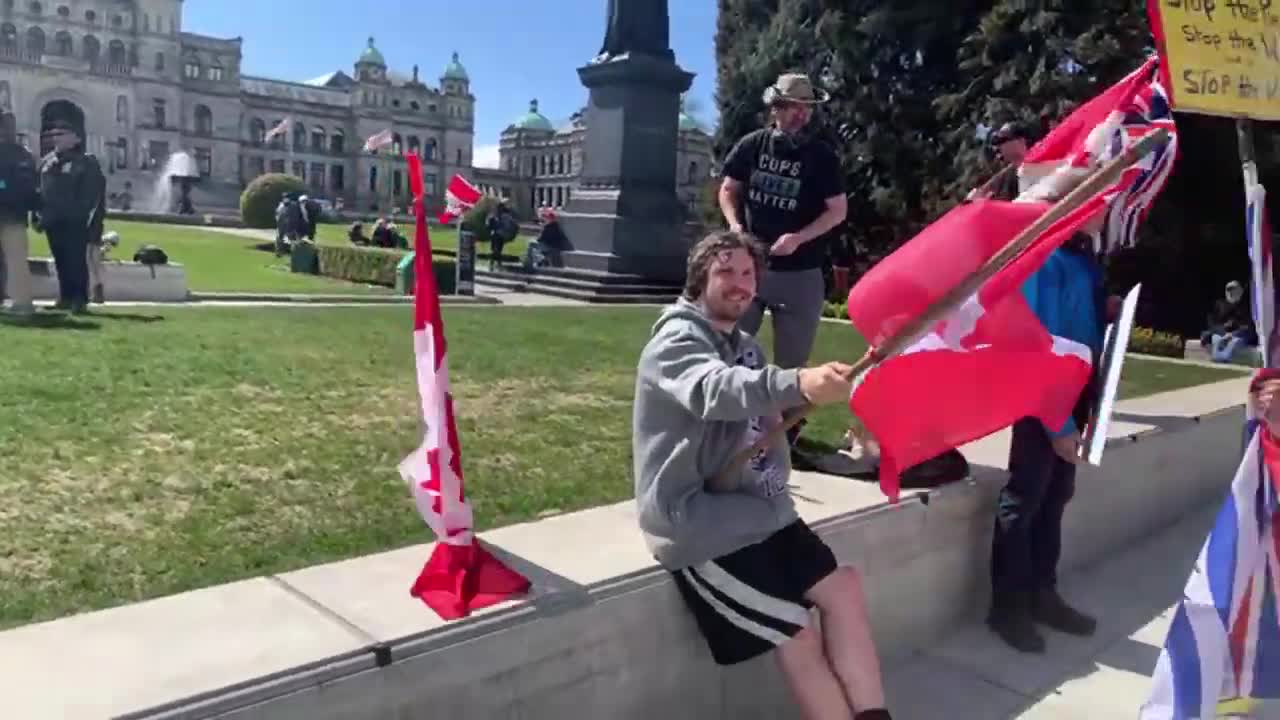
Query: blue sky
184 1 718 167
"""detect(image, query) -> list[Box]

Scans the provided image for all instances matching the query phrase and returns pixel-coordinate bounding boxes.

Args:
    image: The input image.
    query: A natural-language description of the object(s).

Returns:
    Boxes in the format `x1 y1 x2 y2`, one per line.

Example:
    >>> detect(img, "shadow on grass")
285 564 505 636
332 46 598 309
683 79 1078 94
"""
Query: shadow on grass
0 312 99 331
93 311 166 323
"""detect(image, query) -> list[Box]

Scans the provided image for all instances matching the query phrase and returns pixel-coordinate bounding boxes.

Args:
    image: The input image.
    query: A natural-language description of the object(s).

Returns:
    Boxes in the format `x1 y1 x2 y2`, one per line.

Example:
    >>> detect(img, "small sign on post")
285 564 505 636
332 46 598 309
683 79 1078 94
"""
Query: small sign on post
456 229 476 296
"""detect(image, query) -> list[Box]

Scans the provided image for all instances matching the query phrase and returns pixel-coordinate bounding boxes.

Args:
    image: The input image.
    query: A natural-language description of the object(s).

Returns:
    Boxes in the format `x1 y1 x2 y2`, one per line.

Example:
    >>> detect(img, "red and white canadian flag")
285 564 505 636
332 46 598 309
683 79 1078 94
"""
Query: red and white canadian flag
398 152 531 619
847 197 1107 503
437 173 483 224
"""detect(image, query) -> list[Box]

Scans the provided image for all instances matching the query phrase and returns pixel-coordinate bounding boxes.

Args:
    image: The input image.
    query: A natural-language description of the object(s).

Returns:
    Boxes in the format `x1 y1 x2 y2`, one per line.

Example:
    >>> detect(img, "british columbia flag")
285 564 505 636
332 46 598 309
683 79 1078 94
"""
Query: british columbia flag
1141 147 1279 720
1017 55 1178 256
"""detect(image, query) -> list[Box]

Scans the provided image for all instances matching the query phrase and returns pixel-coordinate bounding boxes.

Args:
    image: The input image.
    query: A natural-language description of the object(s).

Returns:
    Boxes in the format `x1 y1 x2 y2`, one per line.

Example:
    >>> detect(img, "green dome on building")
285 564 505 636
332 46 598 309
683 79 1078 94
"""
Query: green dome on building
443 51 468 81
512 99 553 131
358 37 385 66
678 110 701 132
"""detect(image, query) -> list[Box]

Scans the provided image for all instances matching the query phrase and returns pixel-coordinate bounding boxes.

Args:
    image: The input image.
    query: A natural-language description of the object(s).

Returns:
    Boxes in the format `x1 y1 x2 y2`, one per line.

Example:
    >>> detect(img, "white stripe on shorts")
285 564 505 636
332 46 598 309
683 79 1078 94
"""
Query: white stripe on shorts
689 560 812 628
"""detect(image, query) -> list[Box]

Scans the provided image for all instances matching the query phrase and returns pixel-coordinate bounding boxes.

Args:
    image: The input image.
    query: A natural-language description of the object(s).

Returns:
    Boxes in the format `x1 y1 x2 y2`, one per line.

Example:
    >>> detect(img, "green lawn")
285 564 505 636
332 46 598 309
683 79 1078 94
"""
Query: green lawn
30 220 397 295
0 306 1246 629
30 218 532 296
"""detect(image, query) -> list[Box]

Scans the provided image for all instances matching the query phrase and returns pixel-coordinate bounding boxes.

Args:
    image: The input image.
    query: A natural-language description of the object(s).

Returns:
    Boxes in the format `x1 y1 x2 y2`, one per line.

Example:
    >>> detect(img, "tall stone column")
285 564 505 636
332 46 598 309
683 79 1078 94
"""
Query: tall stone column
555 0 694 283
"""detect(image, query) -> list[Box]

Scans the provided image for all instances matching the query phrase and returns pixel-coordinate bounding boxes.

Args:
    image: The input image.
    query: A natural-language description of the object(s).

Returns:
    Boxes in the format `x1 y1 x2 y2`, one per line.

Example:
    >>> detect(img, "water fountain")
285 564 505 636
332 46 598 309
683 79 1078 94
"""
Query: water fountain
141 150 201 215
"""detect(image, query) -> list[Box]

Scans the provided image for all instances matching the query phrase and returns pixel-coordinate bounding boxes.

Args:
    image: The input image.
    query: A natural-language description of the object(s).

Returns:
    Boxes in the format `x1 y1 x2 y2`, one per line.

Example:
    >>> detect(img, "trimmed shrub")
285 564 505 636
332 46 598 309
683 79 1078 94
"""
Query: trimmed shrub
315 245 457 294
240 173 306 228
460 196 500 243
822 300 847 320
1129 326 1185 358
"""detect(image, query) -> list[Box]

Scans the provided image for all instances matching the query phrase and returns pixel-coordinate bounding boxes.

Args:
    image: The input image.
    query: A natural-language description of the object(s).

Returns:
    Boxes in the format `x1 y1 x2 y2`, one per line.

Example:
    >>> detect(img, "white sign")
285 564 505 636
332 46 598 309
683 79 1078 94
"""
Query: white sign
1082 283 1142 466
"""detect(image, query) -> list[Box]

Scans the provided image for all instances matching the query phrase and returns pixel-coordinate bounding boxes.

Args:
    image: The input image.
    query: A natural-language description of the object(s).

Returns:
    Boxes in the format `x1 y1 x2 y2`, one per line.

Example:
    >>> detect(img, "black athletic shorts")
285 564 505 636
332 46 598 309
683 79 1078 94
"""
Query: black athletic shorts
670 519 838 665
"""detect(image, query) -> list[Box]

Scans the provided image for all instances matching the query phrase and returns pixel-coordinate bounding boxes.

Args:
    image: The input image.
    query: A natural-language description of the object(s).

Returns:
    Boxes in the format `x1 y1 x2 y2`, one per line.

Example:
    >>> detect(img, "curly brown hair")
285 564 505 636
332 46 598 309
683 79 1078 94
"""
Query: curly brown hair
682 230 766 301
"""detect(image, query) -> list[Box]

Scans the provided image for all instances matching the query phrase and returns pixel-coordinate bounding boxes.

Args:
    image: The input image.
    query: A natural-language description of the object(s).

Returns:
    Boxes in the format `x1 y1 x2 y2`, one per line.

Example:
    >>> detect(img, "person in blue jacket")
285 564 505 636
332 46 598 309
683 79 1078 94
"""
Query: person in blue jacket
988 218 1118 654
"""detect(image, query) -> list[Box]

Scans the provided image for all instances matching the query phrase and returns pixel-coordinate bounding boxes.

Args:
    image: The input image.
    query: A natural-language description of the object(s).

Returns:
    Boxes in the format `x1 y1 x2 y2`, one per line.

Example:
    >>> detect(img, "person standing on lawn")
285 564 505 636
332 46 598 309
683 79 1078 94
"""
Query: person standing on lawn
632 230 892 720
718 72 847 446
0 111 39 317
38 119 105 314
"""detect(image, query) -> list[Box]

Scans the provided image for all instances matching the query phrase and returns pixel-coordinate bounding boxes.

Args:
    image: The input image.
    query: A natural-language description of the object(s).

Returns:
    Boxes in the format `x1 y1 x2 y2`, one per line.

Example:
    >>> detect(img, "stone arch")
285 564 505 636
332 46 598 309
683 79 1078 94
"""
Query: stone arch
26 26 44 56
82 34 99 62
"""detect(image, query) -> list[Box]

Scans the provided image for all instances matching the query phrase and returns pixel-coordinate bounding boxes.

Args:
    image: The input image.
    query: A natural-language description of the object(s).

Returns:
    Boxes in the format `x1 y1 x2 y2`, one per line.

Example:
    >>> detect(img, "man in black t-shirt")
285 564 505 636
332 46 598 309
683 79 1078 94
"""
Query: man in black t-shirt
719 72 847 442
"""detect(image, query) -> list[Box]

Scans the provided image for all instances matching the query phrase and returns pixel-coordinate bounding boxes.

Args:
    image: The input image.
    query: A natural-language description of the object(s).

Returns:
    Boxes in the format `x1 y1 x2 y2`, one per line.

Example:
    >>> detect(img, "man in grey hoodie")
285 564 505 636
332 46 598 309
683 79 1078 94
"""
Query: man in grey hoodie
633 230 892 720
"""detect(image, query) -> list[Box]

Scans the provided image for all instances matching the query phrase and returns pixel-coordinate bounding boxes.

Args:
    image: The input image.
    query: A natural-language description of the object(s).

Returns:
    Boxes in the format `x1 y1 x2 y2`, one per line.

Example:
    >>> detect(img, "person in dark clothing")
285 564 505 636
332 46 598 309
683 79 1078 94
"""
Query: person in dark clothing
37 119 104 314
968 121 1031 202
0 111 40 316
1201 280 1256 362
719 72 847 447
988 226 1111 653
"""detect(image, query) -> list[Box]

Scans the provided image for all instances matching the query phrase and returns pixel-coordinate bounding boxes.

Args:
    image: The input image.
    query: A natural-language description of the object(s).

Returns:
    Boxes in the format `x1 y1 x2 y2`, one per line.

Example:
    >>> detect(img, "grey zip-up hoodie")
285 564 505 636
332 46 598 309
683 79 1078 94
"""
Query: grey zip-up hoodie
633 298 809 569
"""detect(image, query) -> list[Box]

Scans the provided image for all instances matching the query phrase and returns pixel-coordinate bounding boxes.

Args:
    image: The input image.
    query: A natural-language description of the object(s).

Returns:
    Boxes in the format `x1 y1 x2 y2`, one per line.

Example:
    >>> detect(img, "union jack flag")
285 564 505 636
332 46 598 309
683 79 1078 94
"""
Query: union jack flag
1018 56 1178 256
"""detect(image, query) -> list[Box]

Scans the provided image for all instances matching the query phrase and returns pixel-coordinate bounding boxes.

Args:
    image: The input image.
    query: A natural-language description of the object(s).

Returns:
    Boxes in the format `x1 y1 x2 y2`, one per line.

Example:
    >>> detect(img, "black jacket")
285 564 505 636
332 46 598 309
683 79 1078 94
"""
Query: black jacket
39 149 105 234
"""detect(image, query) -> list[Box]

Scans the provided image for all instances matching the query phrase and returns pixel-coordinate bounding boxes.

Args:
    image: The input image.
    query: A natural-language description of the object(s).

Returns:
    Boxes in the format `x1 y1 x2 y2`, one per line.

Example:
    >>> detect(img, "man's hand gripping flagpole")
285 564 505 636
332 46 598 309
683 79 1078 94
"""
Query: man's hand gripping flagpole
707 128 1170 494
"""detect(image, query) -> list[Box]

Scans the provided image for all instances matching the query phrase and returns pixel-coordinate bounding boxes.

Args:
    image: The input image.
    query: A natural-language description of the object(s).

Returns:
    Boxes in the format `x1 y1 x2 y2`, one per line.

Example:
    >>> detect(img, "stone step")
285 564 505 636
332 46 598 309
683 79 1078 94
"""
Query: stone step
476 267 679 296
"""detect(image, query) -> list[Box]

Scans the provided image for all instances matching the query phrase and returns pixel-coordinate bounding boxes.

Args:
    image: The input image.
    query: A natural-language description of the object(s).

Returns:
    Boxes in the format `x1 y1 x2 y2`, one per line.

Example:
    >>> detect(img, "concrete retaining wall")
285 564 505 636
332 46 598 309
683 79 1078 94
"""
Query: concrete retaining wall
29 257 188 302
135 406 1241 720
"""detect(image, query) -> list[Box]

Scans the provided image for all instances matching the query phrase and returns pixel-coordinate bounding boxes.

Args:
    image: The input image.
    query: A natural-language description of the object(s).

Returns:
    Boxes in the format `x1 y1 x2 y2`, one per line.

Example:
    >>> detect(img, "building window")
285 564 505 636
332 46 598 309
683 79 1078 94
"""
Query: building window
331 164 344 191
195 147 210 177
249 118 265 146
456 148 463 166
55 4 66 17
82 34 98 61
425 138 436 161
423 173 436 197
148 140 168 170
291 160 304 179
0 24 15 52
154 51 163 71
330 131 344 154
292 122 305 152
207 63 223 82
269 158 284 174
84 9 94 22
393 169 402 196
310 127 325 153
193 104 212 136
152 98 165 128
249 156 264 177
368 165 377 193
113 138 127 170
25 26 43 56
28 2 40 15
410 101 419 111
309 162 324 191
115 95 127 124
111 14 121 28
392 133 402 155
183 59 199 79
107 38 124 65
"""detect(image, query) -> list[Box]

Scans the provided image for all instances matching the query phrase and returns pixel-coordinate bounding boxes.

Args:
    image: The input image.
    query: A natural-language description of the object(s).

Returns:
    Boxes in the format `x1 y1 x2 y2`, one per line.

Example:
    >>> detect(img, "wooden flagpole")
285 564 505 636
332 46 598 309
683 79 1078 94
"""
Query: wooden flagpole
708 127 1170 492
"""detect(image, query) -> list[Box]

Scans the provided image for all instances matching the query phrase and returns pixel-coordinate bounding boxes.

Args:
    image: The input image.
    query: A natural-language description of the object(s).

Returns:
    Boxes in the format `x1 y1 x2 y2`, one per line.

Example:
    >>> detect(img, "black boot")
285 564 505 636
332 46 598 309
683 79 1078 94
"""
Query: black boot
987 593 1046 654
1032 588 1097 637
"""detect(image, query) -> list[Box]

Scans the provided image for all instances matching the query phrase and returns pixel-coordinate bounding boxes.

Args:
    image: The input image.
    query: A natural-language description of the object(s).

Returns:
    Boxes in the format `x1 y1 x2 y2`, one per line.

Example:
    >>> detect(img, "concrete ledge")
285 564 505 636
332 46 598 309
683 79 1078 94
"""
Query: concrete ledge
29 257 189 302
0 375 1251 719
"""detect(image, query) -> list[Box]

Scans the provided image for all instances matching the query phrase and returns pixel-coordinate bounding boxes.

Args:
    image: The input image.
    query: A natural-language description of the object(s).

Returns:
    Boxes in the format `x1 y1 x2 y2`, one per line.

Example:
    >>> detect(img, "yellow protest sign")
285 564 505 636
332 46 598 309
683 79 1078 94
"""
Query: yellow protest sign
1151 0 1280 119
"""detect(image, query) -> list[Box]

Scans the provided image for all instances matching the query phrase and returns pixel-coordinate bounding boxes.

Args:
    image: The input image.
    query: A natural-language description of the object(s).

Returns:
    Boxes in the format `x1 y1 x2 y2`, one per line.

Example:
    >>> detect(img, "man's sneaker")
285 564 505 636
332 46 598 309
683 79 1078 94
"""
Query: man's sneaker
1033 589 1097 637
987 605 1046 653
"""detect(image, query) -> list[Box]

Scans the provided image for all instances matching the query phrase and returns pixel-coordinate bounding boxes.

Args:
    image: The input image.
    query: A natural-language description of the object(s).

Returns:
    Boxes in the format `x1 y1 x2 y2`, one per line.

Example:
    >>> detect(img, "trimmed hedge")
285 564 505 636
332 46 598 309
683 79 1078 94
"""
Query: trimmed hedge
240 173 306 228
315 245 457 294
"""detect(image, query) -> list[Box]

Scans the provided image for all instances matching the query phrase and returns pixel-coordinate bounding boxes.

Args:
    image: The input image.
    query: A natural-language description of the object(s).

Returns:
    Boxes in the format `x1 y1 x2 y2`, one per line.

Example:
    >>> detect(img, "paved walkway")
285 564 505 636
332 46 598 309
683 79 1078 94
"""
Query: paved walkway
884 503 1255 719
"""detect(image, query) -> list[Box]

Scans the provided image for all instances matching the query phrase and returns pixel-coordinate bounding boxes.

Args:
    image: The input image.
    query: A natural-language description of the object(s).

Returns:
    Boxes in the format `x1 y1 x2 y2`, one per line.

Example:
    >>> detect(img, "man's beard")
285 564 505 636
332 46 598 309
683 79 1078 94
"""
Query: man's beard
706 294 751 325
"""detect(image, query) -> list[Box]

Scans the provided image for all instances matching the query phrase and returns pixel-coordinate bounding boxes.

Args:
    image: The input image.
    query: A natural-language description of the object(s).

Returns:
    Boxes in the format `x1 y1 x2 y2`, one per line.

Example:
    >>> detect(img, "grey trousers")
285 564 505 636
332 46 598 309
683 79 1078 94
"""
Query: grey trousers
737 267 826 369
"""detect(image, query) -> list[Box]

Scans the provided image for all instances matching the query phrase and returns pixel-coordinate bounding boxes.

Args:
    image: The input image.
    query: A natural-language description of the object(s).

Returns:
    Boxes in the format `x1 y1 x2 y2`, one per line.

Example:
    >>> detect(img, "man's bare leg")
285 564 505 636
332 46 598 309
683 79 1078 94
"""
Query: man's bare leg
807 566 887 712
776 625 854 720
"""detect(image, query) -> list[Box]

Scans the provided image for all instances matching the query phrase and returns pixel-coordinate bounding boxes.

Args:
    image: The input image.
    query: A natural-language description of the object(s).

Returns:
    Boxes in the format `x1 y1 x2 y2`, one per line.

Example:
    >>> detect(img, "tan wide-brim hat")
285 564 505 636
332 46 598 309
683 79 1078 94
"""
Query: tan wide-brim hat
763 73 831 106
